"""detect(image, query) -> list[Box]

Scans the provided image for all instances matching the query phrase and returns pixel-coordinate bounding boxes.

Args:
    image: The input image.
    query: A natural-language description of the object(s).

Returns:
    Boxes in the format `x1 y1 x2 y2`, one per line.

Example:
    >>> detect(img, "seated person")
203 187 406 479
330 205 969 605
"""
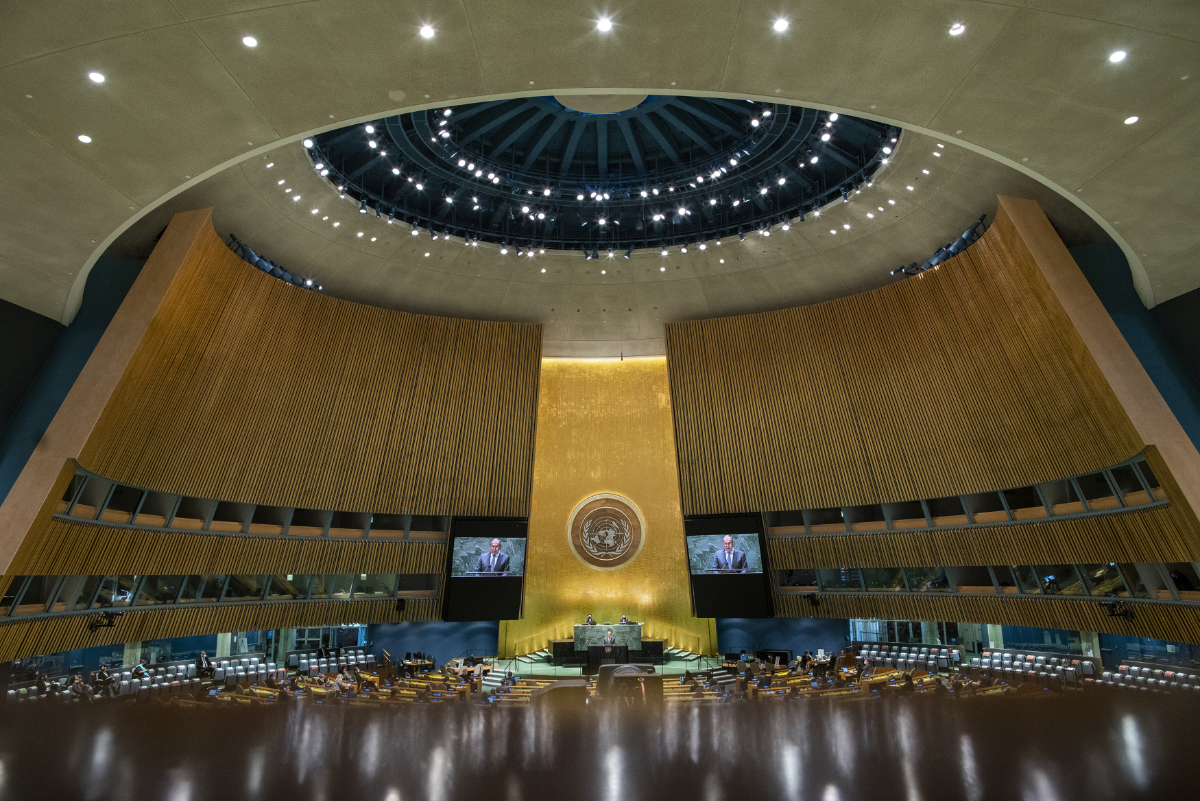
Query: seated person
893 675 916 694
619 614 630 624
680 670 693 684
501 671 517 687
931 677 948 695
585 614 596 625
94 666 117 696
197 650 216 678
131 658 150 680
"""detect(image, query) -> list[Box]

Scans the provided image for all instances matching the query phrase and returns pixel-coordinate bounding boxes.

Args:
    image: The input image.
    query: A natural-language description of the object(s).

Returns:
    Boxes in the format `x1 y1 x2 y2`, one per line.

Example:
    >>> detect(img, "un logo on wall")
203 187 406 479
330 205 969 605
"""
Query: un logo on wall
567 494 646 571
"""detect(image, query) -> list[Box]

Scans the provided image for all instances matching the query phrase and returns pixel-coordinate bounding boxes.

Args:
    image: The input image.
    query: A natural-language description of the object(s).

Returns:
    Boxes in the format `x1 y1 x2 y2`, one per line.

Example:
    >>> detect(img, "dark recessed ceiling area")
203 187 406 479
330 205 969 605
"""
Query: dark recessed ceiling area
309 96 897 253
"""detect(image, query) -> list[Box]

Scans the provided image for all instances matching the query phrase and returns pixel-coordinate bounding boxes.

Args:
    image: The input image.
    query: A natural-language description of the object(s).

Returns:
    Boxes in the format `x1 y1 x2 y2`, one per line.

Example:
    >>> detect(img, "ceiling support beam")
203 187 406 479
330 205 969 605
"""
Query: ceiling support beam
618 118 645 175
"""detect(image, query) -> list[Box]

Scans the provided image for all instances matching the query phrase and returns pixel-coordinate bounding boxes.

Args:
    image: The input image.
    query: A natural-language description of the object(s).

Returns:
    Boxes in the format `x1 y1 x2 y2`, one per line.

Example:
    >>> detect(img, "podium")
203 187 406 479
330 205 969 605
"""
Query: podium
573 624 641 650
587 645 628 671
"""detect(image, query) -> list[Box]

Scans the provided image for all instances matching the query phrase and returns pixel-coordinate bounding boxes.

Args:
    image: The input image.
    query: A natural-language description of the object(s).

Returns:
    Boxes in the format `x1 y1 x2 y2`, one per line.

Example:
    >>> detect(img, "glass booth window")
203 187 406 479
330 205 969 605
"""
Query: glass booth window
861 567 906 591
224 575 267 602
267 575 308 600
817 569 863 591
136 575 184 605
1081 564 1128 597
179 575 227 603
1035 565 1085 595
353 574 397 598
1010 565 1042 594
327 575 354 599
903 567 950 592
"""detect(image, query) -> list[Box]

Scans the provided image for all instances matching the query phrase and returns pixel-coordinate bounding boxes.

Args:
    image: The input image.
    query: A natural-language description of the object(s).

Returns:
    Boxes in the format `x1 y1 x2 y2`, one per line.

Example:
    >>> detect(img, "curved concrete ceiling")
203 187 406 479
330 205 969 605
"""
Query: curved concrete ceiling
111 128 1105 357
2 2 1196 328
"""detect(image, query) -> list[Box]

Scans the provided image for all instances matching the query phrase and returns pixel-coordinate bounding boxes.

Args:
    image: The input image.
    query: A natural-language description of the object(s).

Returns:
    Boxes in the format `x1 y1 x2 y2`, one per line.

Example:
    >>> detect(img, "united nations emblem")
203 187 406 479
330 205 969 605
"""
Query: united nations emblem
567 493 646 571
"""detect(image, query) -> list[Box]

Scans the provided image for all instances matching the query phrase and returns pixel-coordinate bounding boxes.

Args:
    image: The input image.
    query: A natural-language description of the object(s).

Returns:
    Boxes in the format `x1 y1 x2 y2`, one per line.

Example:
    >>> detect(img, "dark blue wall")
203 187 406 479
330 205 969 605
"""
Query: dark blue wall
716 618 848 660
367 621 499 665
1097 632 1200 671
1070 243 1200 451
0 257 144 506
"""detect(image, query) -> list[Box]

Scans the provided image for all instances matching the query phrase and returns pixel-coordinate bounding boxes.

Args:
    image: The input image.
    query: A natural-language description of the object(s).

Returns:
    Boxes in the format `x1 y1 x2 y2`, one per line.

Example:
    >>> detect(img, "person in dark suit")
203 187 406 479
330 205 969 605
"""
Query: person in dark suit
603 630 616 646
619 614 630 624
585 614 596 625
473 539 510 574
712 535 748 573
198 650 215 678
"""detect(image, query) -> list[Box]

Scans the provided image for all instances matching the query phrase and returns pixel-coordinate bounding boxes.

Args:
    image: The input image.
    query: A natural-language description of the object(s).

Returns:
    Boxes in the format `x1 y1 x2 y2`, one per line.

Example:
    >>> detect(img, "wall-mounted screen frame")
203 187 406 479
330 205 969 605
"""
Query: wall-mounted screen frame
684 514 773 618
442 518 528 621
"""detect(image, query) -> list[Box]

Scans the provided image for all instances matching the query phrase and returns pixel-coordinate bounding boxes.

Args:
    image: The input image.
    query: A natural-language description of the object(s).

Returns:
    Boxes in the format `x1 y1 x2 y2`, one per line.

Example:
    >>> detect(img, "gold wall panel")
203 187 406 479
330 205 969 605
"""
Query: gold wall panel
665 203 1144 516
774 591 1200 645
499 358 715 657
77 217 541 517
0 598 431 663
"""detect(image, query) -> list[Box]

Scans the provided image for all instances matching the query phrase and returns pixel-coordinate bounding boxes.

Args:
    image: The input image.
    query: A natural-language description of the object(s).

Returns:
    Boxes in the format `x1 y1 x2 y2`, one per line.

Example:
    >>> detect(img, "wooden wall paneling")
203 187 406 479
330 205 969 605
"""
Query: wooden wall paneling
665 202 1147 517
4 519 446 577
73 219 541 518
0 597 439 663
775 590 1200 645
765 505 1198 568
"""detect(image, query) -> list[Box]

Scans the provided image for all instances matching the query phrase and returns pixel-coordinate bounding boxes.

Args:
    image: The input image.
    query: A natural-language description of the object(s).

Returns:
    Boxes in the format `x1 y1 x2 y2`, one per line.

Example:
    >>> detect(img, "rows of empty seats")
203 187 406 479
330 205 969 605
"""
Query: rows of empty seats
857 645 961 672
1097 664 1200 691
213 656 286 686
971 650 1093 685
290 650 376 676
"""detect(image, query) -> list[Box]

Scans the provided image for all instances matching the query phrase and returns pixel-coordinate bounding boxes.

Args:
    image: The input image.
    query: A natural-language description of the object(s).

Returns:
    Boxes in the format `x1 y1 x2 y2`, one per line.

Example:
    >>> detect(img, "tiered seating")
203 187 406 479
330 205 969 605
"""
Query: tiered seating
1095 664 1200 691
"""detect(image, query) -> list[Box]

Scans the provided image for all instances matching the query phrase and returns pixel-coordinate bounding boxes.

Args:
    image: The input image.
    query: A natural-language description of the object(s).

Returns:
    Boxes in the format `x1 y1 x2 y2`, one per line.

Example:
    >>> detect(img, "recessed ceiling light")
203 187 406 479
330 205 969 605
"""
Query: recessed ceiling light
597 16 613 32
311 208 319 214
357 232 363 237
810 156 819 163
368 140 377 148
302 139 313 148
242 36 258 47
867 213 874 218
419 25 434 39
77 134 92 143
949 23 965 36
830 229 836 235
392 167 400 175
821 133 831 141
88 72 105 84
773 18 789 32
888 199 895 204
333 222 340 227
266 163 274 168
371 237 377 241
1110 50 1127 63
843 224 851 230
660 266 666 271
1125 115 1139 124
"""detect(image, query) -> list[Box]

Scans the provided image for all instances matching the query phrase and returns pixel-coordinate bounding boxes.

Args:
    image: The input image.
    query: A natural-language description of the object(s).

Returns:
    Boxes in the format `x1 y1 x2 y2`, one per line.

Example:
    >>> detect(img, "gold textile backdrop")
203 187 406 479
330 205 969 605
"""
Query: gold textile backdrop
499 358 715 657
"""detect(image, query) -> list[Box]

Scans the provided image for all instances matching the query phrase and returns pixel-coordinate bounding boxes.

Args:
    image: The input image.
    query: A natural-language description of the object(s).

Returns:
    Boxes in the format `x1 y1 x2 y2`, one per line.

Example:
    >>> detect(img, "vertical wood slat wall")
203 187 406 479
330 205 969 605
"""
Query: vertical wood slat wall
0 598 432 663
76 220 542 517
7 519 447 576
773 591 1200 644
665 204 1144 517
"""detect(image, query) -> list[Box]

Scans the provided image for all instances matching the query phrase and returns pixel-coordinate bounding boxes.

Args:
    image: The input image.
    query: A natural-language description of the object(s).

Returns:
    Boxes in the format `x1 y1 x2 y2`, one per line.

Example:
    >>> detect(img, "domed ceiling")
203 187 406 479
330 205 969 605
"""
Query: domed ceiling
309 96 896 253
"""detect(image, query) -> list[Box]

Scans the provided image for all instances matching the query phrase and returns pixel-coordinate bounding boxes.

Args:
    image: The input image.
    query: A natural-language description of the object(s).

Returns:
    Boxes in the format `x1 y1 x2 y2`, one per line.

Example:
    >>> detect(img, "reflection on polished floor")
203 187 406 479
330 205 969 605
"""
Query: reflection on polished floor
1 695 1196 800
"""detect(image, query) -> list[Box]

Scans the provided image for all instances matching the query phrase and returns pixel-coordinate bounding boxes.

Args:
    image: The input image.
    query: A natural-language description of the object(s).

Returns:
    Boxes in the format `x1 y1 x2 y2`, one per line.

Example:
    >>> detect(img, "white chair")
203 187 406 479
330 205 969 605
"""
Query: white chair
118 680 130 695
187 663 197 677
287 654 299 667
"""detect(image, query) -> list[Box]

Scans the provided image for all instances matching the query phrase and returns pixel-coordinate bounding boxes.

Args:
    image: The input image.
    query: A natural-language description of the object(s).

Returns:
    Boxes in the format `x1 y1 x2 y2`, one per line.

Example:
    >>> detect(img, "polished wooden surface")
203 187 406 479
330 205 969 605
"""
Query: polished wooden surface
666 202 1143 516
77 215 541 517
500 358 715 657
0 697 1196 798
0 597 425 662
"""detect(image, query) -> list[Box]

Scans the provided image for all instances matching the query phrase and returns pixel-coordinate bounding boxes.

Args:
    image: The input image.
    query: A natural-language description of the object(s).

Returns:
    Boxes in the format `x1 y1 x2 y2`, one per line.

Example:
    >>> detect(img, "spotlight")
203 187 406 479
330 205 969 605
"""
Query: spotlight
492 176 500 183
358 199 367 213
821 133 831 141
661 248 668 256
1109 50 1127 63
773 18 788 32
882 146 892 154
607 249 615 259
759 187 768 195
597 16 613 32
777 176 786 185
730 158 738 166
577 193 585 200
88 71 105 83
415 183 423 190
1124 116 1139 125
500 245 508 254
388 210 394 223
592 248 599 259
242 36 258 47
375 205 381 218
420 24 435 39
829 113 839 121
949 22 965 36
652 188 659 195
522 206 530 213
623 246 633 259
458 159 466 167
411 227 419 236
680 246 688 253
810 156 819 163
698 243 706 250
709 198 717 205
365 125 375 133
599 217 606 225
537 212 545 219
543 188 551 196
641 190 648 197
751 118 760 127
393 167 400 175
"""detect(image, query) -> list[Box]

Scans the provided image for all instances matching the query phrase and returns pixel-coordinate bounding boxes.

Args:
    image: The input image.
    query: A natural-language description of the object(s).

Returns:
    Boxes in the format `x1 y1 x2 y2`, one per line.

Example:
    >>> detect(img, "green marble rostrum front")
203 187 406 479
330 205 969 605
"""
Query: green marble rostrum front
574 624 642 650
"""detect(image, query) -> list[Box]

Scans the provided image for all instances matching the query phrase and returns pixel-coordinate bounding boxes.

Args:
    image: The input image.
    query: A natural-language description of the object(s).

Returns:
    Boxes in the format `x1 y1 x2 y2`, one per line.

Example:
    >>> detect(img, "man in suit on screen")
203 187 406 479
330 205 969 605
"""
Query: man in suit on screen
474 539 510 575
712 535 748 573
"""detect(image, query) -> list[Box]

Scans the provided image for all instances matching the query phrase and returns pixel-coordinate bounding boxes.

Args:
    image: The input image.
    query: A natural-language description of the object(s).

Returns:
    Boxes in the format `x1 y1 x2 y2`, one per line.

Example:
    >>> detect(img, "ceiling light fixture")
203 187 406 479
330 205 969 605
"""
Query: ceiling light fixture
949 23 965 36
242 36 258 47
88 72 105 83
597 16 613 32
1124 115 1139 124
829 113 839 121
302 139 313 148
77 134 92 143
1110 50 1127 63
774 18 789 32
419 25 435 39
